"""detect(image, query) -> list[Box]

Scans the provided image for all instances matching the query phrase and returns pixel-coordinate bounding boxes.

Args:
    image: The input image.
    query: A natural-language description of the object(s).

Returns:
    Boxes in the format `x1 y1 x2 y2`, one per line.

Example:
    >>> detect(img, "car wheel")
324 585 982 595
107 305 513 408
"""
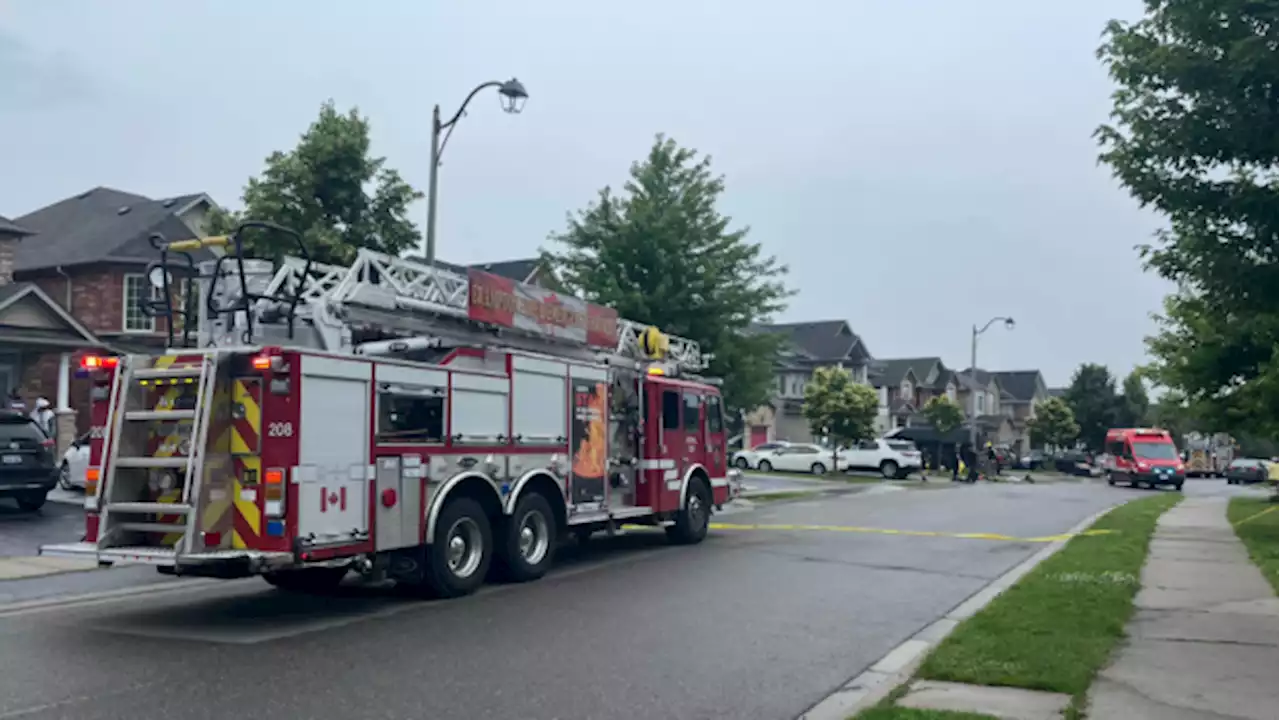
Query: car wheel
880 460 899 479
810 462 826 475
497 492 557 583
1174 482 1184 492
734 457 749 469
757 460 773 472
15 492 47 512
1107 473 1117 486
58 462 74 491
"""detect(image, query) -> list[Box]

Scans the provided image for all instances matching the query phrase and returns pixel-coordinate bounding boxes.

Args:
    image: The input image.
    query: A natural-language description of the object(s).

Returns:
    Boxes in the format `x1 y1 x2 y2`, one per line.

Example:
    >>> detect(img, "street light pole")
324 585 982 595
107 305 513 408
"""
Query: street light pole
968 316 1016 454
423 78 529 265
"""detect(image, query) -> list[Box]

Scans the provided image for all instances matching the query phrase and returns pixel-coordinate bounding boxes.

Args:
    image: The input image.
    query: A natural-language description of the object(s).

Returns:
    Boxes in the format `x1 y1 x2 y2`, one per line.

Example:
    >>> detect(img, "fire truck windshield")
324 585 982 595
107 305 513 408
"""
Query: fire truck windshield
1133 441 1178 460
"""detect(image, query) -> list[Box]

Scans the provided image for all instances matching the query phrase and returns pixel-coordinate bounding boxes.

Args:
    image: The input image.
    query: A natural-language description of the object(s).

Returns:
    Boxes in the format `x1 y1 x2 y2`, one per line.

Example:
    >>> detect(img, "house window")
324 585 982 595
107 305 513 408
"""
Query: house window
976 393 986 413
123 274 159 332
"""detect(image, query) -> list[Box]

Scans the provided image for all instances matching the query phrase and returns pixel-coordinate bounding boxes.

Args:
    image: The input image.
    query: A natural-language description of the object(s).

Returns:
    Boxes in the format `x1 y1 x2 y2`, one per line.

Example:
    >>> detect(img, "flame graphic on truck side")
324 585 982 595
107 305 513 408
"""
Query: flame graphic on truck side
572 383 607 479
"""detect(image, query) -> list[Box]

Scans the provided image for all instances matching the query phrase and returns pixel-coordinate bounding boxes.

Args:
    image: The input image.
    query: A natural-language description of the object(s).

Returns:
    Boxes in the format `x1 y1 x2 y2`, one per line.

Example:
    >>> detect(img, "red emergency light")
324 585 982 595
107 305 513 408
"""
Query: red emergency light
79 355 119 371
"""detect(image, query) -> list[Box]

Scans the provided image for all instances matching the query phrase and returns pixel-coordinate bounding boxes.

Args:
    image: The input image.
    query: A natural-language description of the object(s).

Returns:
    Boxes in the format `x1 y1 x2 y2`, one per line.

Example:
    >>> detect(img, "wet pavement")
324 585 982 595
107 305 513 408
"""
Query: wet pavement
0 479 1166 720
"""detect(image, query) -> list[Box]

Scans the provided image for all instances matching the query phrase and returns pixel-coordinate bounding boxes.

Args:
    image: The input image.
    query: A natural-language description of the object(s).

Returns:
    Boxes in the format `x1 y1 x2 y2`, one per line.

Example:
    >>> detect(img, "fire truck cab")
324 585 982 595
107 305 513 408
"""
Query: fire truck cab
41 223 739 598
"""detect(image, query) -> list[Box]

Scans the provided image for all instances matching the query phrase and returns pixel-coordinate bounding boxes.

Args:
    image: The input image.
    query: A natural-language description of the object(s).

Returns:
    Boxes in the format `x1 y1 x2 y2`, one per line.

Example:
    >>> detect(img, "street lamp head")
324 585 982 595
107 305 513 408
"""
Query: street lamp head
498 78 528 114
1004 317 1016 330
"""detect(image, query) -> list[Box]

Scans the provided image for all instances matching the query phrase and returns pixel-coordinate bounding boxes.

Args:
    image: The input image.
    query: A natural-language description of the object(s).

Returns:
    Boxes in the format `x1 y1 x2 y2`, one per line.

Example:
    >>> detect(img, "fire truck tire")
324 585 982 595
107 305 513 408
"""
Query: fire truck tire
498 493 558 582
424 497 493 598
263 567 348 593
667 477 711 545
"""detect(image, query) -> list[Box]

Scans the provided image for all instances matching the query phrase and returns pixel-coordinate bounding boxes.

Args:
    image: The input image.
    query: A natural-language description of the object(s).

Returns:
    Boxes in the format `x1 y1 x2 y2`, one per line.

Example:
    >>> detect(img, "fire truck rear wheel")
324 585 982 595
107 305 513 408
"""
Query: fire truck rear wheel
425 497 493 598
667 478 711 545
263 566 349 593
499 493 557 582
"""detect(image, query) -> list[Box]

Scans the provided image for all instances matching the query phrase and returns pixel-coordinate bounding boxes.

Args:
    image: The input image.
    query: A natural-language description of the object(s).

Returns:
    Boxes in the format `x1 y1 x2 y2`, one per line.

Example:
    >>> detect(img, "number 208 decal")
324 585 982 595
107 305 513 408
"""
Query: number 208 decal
267 421 295 438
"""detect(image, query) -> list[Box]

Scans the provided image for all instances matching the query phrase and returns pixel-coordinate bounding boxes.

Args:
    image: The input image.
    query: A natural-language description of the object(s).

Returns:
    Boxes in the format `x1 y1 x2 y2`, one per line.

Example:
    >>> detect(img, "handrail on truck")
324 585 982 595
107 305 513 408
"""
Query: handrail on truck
142 221 314 347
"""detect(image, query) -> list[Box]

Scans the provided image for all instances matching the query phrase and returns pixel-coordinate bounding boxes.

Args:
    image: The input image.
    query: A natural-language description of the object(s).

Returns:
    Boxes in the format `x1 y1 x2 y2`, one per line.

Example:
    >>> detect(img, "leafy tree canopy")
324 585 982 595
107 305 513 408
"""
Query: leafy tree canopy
210 100 423 265
1063 363 1122 451
1028 397 1081 448
802 366 880 451
1116 370 1151 429
1097 0 1278 438
922 396 965 435
543 134 793 412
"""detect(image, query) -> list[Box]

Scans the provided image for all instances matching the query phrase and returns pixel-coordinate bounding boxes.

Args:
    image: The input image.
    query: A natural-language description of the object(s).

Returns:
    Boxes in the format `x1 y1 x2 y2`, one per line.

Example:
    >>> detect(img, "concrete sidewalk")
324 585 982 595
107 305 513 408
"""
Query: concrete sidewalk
1088 497 1278 720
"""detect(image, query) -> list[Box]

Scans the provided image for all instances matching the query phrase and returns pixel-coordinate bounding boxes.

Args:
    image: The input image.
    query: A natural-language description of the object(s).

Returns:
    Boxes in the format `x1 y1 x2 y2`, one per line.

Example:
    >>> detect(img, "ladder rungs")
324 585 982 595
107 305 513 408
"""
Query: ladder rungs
114 456 190 469
117 522 188 534
108 501 193 515
124 409 197 421
134 366 203 380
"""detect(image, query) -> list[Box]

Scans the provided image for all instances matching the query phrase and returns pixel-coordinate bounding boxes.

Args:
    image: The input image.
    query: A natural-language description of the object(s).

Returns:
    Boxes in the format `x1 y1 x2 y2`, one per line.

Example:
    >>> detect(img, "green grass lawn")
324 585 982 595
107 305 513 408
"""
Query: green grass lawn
911 493 1181 709
1227 496 1278 593
744 490 821 502
743 469 881 483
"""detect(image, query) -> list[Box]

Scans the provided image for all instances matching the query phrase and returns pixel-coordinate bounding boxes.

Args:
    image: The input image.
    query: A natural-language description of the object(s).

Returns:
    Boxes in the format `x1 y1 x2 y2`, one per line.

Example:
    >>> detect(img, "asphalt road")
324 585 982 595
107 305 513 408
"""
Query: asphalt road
0 478 1264 720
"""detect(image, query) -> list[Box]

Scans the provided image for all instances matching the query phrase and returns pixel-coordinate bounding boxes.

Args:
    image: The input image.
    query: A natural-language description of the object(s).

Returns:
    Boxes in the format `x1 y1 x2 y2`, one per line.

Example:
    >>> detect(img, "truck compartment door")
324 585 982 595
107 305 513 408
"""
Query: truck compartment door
296 358 371 545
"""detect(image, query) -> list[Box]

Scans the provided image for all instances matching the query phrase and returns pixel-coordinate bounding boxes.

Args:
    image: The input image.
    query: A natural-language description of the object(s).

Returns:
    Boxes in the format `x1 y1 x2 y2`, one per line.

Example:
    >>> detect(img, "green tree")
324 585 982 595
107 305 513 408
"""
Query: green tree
802 366 879 469
543 134 793 412
1097 0 1278 439
921 396 964 435
1027 397 1081 449
1116 370 1151 428
1063 363 1121 451
210 100 423 265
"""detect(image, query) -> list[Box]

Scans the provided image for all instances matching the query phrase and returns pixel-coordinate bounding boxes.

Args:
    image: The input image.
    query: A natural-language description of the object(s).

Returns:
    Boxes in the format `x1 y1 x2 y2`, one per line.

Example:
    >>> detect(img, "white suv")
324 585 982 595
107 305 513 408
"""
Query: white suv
840 439 922 479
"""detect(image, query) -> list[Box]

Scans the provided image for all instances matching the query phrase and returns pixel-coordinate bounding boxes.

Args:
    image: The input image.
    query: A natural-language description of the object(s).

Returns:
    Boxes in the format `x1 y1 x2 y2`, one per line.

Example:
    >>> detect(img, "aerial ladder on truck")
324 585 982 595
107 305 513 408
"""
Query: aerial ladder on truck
44 222 738 596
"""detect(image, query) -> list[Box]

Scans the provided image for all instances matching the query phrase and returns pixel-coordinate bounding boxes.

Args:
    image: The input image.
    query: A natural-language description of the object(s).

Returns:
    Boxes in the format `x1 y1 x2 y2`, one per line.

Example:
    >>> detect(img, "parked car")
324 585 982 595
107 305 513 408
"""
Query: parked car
1053 450 1095 477
840 439 922 479
1225 458 1271 485
0 410 59 511
59 431 92 490
755 444 844 474
732 441 791 469
1017 449 1048 470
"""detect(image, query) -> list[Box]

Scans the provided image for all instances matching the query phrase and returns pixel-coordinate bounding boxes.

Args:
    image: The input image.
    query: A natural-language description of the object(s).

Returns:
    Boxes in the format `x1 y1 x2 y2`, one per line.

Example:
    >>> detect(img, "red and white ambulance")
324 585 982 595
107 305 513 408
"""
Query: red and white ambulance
1103 427 1185 490
42 226 739 597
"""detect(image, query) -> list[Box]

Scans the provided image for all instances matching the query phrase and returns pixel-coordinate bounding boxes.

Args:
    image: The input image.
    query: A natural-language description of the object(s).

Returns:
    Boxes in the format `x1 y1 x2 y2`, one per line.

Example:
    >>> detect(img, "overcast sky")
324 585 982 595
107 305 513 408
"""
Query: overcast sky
0 0 1171 386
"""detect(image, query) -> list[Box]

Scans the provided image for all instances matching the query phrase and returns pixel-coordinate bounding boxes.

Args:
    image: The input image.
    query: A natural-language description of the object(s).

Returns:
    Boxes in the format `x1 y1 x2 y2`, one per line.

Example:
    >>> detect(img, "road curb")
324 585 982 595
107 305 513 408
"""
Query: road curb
0 578 215 618
796 502 1120 720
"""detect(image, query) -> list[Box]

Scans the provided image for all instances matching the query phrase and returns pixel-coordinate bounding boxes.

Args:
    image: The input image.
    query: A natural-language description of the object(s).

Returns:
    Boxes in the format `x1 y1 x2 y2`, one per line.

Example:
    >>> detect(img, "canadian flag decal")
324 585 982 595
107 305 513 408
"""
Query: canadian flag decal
320 486 348 512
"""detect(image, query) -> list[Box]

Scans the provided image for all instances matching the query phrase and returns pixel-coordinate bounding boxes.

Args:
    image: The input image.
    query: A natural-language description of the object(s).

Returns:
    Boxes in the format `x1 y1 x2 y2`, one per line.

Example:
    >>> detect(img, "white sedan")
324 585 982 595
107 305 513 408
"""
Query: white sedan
754 444 845 474
731 441 791 469
58 432 91 490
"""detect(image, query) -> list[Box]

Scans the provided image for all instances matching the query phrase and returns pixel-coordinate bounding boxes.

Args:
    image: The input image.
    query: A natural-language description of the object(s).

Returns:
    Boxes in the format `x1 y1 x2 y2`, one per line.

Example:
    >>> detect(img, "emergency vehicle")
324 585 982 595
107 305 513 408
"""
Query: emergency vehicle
41 222 740 597
1102 427 1185 490
1181 432 1235 478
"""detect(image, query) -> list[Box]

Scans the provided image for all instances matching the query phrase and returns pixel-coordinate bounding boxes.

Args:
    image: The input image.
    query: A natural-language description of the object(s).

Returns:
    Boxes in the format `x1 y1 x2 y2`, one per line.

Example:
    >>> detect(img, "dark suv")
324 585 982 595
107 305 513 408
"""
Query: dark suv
0 411 58 511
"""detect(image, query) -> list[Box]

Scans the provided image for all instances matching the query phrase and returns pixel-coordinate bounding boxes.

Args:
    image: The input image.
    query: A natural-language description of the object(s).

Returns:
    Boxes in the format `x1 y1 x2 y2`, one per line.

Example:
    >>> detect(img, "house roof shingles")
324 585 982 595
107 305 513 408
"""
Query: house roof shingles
12 187 213 272
992 370 1044 402
756 320 870 363
0 216 33 237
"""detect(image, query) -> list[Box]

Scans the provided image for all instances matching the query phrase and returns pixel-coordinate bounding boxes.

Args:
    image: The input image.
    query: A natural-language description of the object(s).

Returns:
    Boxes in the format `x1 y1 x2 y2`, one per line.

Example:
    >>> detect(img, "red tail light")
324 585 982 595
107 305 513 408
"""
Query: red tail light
80 355 119 371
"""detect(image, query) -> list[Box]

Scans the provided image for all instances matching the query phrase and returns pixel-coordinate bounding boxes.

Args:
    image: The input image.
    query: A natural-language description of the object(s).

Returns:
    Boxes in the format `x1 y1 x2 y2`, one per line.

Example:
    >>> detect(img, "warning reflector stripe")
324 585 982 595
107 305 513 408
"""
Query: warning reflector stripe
230 379 263 549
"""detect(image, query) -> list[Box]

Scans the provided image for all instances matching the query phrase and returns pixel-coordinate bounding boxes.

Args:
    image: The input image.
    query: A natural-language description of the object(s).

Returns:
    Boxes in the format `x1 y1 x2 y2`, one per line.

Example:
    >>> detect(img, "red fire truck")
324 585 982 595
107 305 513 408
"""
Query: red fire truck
41 223 739 597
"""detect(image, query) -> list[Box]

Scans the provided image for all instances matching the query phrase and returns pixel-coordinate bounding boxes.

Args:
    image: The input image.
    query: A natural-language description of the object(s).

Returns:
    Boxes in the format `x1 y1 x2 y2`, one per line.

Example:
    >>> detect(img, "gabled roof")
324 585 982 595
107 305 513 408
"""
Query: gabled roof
873 357 949 388
992 370 1045 402
0 282 102 347
0 216 33 237
756 320 871 364
12 187 215 272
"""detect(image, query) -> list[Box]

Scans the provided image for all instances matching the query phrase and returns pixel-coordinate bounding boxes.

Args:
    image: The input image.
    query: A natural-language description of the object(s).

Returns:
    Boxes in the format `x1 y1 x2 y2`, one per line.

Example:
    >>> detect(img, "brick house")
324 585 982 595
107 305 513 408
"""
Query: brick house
869 357 960 434
744 320 874 446
8 187 218 438
0 213 107 452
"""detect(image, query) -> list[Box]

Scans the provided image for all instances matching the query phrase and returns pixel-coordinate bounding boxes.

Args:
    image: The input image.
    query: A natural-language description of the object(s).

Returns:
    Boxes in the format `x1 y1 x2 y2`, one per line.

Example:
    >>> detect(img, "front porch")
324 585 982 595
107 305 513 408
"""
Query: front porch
0 283 105 455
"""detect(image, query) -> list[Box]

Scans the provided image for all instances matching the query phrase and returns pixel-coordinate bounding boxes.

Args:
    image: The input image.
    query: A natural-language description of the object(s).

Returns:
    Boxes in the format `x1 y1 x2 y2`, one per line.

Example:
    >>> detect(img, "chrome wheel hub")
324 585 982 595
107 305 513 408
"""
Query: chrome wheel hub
445 517 483 578
517 510 549 565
